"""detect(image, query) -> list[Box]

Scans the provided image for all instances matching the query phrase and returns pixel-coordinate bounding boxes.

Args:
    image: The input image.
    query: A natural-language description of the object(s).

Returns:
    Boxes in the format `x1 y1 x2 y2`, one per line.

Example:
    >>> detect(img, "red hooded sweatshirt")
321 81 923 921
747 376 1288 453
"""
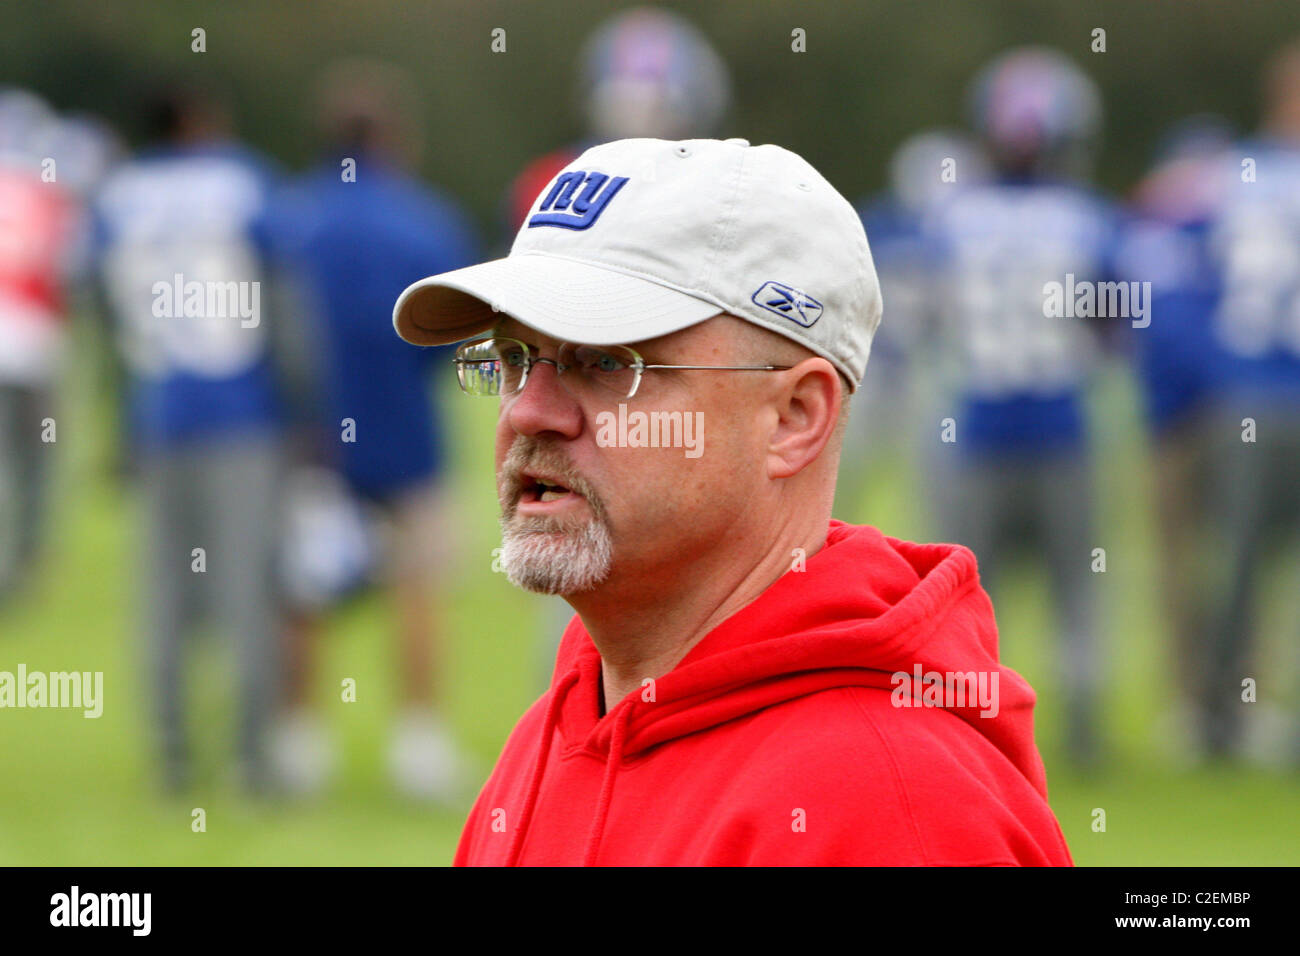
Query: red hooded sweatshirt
454 521 1073 866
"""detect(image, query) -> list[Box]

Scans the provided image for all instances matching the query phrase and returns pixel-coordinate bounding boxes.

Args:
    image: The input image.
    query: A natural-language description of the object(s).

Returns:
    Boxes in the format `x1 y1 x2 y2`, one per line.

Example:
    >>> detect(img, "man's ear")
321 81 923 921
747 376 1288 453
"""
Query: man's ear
765 358 841 480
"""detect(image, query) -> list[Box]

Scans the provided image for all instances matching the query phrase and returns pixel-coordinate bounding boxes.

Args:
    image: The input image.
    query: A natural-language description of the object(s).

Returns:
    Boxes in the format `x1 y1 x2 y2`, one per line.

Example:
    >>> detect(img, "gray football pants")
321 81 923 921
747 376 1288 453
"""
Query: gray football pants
0 383 54 599
1201 402 1300 756
931 446 1101 759
138 431 283 786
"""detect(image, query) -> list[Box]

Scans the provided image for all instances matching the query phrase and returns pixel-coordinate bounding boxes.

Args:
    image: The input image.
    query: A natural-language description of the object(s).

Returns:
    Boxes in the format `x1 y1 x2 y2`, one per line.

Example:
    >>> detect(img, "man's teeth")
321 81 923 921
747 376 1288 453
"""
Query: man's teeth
538 486 569 502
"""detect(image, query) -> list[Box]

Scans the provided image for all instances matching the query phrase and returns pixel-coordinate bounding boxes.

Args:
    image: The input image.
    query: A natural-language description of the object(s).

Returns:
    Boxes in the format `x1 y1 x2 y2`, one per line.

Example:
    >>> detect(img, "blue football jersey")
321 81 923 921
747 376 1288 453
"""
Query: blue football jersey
1204 138 1300 402
94 142 285 450
272 155 480 500
858 195 941 367
1113 215 1221 434
923 178 1120 454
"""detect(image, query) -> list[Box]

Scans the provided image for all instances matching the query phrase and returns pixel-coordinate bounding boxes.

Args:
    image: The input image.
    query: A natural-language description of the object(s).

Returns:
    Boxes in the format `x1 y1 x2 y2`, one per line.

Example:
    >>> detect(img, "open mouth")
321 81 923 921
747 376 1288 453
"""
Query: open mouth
520 473 580 505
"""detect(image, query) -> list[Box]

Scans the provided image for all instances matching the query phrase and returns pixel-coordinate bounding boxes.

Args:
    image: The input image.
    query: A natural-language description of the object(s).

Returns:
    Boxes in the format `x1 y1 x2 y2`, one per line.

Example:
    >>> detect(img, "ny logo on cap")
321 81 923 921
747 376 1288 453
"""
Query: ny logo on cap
752 281 824 327
528 170 629 230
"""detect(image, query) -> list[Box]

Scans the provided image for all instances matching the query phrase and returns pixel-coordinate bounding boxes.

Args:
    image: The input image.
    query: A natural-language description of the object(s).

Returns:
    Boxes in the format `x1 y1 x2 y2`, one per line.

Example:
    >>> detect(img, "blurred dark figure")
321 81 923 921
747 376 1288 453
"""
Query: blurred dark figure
269 59 480 800
922 49 1120 766
1198 42 1300 763
839 129 989 519
91 83 302 793
1113 115 1234 761
0 90 111 602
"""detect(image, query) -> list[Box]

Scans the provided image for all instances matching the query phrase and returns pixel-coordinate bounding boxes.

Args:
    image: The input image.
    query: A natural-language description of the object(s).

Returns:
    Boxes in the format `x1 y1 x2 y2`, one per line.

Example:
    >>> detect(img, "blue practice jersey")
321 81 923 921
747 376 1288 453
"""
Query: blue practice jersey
1203 138 1300 403
858 195 941 368
923 178 1120 455
1114 215 1221 435
273 155 480 500
94 142 285 451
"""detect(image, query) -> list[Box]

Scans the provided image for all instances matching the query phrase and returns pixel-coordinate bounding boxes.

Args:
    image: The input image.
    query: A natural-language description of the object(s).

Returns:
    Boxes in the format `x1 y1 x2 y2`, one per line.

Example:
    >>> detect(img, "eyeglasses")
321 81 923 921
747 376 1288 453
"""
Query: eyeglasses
453 336 793 400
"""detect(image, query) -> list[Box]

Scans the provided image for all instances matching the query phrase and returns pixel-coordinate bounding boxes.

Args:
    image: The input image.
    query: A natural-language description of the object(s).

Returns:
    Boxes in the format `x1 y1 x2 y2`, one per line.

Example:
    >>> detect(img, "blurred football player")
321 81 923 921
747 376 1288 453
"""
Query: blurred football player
923 48 1119 766
840 129 989 520
268 59 481 799
1199 43 1300 762
0 90 66 602
92 83 305 793
0 93 116 603
1113 115 1234 760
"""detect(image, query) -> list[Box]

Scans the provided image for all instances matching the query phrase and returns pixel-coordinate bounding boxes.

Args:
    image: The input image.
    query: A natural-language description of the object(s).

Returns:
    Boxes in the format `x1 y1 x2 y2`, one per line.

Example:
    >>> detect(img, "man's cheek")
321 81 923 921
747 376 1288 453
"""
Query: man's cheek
493 420 510 467
616 457 688 518
494 420 519 480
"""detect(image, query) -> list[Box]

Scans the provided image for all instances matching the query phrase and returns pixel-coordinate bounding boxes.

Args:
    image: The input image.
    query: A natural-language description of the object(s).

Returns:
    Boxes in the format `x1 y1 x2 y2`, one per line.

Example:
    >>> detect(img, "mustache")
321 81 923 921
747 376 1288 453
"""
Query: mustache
498 437 606 520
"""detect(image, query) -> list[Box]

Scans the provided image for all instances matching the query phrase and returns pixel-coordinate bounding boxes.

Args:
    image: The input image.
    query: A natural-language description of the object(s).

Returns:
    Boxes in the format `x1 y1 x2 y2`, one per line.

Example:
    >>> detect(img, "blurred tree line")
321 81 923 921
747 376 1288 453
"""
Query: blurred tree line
3 0 1291 234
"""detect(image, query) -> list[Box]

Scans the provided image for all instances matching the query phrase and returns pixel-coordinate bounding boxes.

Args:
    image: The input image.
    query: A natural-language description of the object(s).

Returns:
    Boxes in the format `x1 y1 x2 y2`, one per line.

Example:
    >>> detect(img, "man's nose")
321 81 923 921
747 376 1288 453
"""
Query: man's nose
503 357 583 440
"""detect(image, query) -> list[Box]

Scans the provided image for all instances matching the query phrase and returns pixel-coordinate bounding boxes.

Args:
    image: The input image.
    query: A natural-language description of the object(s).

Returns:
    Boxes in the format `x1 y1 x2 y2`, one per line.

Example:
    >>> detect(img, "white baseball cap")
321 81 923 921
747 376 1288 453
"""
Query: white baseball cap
393 137 883 390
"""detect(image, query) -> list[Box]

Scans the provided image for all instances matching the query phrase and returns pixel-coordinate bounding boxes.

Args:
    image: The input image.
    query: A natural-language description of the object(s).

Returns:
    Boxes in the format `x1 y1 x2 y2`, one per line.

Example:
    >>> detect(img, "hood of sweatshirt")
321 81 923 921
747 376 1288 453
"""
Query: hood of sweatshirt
507 519 1050 865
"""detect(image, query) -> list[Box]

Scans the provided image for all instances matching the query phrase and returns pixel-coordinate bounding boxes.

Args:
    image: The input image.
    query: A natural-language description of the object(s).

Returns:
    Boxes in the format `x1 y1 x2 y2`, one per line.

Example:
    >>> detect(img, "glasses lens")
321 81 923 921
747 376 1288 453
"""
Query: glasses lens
457 338 528 396
558 343 640 398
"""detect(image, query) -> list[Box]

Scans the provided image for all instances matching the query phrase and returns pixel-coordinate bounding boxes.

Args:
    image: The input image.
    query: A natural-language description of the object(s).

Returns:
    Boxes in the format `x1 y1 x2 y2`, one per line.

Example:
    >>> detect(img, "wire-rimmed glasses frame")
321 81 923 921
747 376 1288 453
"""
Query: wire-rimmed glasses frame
452 335 793 400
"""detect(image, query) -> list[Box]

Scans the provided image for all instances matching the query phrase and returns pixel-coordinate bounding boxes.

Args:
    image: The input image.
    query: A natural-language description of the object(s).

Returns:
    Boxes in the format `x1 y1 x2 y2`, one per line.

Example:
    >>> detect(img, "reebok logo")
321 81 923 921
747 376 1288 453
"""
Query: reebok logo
752 281 824 327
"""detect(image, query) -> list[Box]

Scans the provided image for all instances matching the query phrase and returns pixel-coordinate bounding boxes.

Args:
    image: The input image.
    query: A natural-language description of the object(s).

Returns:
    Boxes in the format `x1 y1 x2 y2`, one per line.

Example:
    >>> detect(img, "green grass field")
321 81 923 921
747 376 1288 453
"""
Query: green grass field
1 329 1297 866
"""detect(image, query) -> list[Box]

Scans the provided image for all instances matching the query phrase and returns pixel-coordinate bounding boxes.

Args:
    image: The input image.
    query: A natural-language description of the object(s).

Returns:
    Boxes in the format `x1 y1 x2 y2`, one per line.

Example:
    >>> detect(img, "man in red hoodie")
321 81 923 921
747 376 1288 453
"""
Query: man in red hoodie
393 137 1073 866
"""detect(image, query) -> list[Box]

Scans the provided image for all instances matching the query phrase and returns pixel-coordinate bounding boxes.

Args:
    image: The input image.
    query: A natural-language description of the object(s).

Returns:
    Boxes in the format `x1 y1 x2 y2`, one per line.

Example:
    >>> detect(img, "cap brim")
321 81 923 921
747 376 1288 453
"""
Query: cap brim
393 252 725 347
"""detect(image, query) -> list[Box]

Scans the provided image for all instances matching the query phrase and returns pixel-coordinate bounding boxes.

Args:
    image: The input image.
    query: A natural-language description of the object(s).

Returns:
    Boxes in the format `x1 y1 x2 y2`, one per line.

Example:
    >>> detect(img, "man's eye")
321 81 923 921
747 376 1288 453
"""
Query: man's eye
580 350 626 372
501 349 528 367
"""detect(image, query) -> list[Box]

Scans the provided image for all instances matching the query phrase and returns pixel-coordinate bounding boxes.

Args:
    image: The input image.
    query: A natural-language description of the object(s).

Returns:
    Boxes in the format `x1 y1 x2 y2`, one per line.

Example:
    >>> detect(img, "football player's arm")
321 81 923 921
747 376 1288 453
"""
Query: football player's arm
1085 202 1133 355
266 260 334 468
79 207 133 481
256 188 334 468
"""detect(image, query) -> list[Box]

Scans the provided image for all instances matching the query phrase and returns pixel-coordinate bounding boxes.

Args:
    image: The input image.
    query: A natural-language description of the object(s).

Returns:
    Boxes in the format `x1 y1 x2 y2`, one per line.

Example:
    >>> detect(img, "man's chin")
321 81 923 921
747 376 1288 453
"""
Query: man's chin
499 515 614 595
